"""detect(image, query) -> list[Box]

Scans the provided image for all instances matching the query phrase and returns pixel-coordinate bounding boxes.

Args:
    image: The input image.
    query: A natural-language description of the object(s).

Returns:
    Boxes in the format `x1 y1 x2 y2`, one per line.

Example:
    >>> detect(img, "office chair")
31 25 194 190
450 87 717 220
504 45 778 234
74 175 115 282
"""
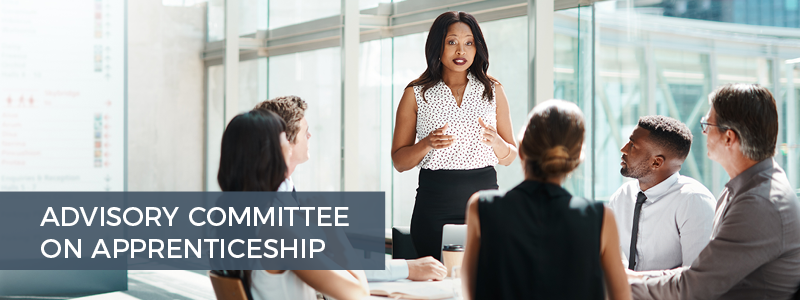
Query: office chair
391 226 418 259
208 271 248 300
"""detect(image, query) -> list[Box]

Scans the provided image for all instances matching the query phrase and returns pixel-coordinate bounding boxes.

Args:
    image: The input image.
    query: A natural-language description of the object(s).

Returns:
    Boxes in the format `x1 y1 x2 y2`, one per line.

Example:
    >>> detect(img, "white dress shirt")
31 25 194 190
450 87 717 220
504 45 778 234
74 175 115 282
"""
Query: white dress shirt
251 270 317 300
608 172 716 271
279 177 410 281
277 177 294 192
363 259 410 282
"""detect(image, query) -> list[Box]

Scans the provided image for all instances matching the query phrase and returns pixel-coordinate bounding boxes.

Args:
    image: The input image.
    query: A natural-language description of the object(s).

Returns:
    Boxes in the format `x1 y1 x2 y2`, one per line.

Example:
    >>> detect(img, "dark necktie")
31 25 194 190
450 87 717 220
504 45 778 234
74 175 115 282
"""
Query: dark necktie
628 192 648 270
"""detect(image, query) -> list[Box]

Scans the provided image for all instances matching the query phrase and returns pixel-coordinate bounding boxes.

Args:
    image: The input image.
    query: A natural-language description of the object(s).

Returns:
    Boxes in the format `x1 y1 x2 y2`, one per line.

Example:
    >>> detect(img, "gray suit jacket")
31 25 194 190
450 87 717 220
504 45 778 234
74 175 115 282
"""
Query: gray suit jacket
631 159 800 300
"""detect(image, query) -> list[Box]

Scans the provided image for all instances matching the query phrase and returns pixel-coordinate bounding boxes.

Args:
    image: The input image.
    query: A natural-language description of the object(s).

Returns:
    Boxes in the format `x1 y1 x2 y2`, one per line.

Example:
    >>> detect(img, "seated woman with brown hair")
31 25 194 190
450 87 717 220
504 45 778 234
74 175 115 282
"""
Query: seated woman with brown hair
462 100 631 300
217 109 369 300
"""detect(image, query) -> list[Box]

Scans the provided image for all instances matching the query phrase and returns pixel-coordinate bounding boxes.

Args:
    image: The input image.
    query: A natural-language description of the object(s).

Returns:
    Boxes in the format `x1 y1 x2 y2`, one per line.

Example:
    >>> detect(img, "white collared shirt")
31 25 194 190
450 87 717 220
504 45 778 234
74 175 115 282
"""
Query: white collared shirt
608 172 716 271
363 259 410 282
277 177 294 192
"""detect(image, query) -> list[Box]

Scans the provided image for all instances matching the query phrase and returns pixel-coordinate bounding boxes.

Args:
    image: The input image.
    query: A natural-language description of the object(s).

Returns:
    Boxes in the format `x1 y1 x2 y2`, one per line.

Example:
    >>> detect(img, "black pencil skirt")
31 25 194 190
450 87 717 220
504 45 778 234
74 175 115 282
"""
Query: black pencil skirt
410 166 498 261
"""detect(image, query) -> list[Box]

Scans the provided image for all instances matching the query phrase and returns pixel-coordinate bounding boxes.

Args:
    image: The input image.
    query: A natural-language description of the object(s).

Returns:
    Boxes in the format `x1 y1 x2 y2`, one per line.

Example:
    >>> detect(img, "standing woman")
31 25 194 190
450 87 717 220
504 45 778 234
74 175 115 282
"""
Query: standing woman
391 11 517 261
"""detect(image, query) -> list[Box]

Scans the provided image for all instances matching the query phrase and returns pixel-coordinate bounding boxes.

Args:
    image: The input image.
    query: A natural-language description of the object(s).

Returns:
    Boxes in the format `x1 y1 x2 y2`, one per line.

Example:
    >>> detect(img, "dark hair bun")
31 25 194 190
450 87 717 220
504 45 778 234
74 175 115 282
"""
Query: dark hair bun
520 100 585 180
540 146 578 176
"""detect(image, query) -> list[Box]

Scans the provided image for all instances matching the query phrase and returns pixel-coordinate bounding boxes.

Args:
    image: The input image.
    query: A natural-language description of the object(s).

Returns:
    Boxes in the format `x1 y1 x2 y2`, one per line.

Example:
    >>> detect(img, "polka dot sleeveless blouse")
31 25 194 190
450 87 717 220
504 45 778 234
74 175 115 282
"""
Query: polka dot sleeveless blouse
414 72 498 170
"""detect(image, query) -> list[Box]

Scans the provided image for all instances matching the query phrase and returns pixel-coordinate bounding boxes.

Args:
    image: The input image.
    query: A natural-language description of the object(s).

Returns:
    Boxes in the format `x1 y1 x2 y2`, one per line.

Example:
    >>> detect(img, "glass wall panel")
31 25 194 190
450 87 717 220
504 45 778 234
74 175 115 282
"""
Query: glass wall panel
481 16 527 192
358 40 383 192
594 44 645 199
554 33 578 100
240 0 267 35
360 38 394 228
269 0 340 29
652 49 713 189
588 0 800 199
554 6 593 198
716 55 772 86
204 59 266 192
208 0 266 41
238 58 268 111
391 32 427 227
268 47 342 191
206 65 224 191
207 0 224 42
632 0 800 29
359 0 391 10
781 62 800 192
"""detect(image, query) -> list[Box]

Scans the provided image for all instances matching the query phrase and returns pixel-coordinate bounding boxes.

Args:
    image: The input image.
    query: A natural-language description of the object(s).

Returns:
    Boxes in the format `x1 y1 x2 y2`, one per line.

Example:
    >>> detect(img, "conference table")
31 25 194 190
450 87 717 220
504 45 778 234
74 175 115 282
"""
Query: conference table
366 278 460 300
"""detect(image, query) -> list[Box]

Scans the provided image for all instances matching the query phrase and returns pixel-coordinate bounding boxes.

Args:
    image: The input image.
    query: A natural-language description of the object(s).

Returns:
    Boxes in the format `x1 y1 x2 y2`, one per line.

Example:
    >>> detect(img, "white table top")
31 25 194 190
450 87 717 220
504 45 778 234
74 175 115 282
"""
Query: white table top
366 278 461 300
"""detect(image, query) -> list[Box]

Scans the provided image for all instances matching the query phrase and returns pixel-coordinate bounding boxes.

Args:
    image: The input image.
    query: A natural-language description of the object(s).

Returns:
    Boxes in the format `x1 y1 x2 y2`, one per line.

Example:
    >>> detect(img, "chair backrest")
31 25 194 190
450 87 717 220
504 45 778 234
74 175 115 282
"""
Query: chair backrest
208 271 248 300
392 226 418 259
440 224 468 256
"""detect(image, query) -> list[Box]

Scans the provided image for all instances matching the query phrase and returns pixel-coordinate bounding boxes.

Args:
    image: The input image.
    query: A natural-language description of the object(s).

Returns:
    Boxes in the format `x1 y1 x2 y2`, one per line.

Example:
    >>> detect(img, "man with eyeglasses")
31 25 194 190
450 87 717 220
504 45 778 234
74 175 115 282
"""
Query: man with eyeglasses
629 83 800 300
608 116 715 272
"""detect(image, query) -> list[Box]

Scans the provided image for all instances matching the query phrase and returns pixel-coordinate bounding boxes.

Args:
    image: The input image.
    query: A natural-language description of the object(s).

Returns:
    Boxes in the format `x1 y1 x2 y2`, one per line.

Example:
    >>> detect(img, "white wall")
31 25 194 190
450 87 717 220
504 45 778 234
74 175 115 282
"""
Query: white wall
127 0 205 191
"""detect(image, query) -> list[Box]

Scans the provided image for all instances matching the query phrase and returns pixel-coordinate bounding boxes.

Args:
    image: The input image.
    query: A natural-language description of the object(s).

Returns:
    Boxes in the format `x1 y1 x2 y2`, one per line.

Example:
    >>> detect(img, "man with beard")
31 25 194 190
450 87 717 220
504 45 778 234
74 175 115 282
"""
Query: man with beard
608 116 715 271
629 84 800 299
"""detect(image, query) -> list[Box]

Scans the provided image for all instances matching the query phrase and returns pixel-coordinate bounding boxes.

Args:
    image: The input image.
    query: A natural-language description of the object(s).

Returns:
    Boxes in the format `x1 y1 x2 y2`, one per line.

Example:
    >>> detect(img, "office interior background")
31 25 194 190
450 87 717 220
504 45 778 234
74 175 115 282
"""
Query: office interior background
2 0 800 232
202 0 800 230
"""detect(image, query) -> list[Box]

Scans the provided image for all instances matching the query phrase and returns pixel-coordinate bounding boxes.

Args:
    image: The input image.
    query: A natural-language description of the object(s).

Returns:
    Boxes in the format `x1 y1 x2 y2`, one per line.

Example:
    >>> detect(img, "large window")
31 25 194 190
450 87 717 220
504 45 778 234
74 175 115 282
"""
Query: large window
578 0 800 198
482 16 528 192
268 48 342 191
553 6 594 197
390 32 427 227
204 0 800 230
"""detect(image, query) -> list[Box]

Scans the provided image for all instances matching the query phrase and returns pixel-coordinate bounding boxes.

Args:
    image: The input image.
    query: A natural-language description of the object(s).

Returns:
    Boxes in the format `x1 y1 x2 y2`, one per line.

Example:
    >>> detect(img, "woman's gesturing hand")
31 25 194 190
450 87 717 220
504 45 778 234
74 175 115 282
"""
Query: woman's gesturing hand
478 118 504 148
424 123 455 149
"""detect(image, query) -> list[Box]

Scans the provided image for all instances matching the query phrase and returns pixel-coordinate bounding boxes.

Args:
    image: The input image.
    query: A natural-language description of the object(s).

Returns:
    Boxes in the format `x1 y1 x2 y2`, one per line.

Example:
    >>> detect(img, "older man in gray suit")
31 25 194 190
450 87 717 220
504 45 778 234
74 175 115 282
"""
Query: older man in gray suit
628 83 800 299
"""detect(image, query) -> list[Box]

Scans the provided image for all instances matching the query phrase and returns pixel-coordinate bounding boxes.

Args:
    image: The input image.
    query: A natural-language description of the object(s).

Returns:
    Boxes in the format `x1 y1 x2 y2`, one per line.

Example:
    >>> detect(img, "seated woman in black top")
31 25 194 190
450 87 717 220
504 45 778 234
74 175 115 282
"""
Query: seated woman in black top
462 100 631 300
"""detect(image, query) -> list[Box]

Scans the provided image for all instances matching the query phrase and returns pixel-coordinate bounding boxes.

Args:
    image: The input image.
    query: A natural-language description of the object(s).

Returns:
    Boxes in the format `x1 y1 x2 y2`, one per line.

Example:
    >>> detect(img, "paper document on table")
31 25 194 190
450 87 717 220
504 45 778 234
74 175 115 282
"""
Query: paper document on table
370 281 453 300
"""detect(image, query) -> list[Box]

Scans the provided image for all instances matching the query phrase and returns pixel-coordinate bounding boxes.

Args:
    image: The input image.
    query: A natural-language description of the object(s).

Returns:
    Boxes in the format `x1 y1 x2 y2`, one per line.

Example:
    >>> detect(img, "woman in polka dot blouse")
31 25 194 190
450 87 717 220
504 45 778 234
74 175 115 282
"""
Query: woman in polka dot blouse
390 11 517 262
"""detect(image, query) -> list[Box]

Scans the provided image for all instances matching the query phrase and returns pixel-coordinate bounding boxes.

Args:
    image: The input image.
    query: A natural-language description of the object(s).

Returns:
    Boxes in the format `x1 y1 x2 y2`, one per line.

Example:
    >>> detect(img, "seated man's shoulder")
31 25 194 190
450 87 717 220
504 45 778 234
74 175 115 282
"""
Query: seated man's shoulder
676 176 716 199
761 171 798 203
670 176 716 215
608 179 639 205
736 174 798 218
735 174 794 205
